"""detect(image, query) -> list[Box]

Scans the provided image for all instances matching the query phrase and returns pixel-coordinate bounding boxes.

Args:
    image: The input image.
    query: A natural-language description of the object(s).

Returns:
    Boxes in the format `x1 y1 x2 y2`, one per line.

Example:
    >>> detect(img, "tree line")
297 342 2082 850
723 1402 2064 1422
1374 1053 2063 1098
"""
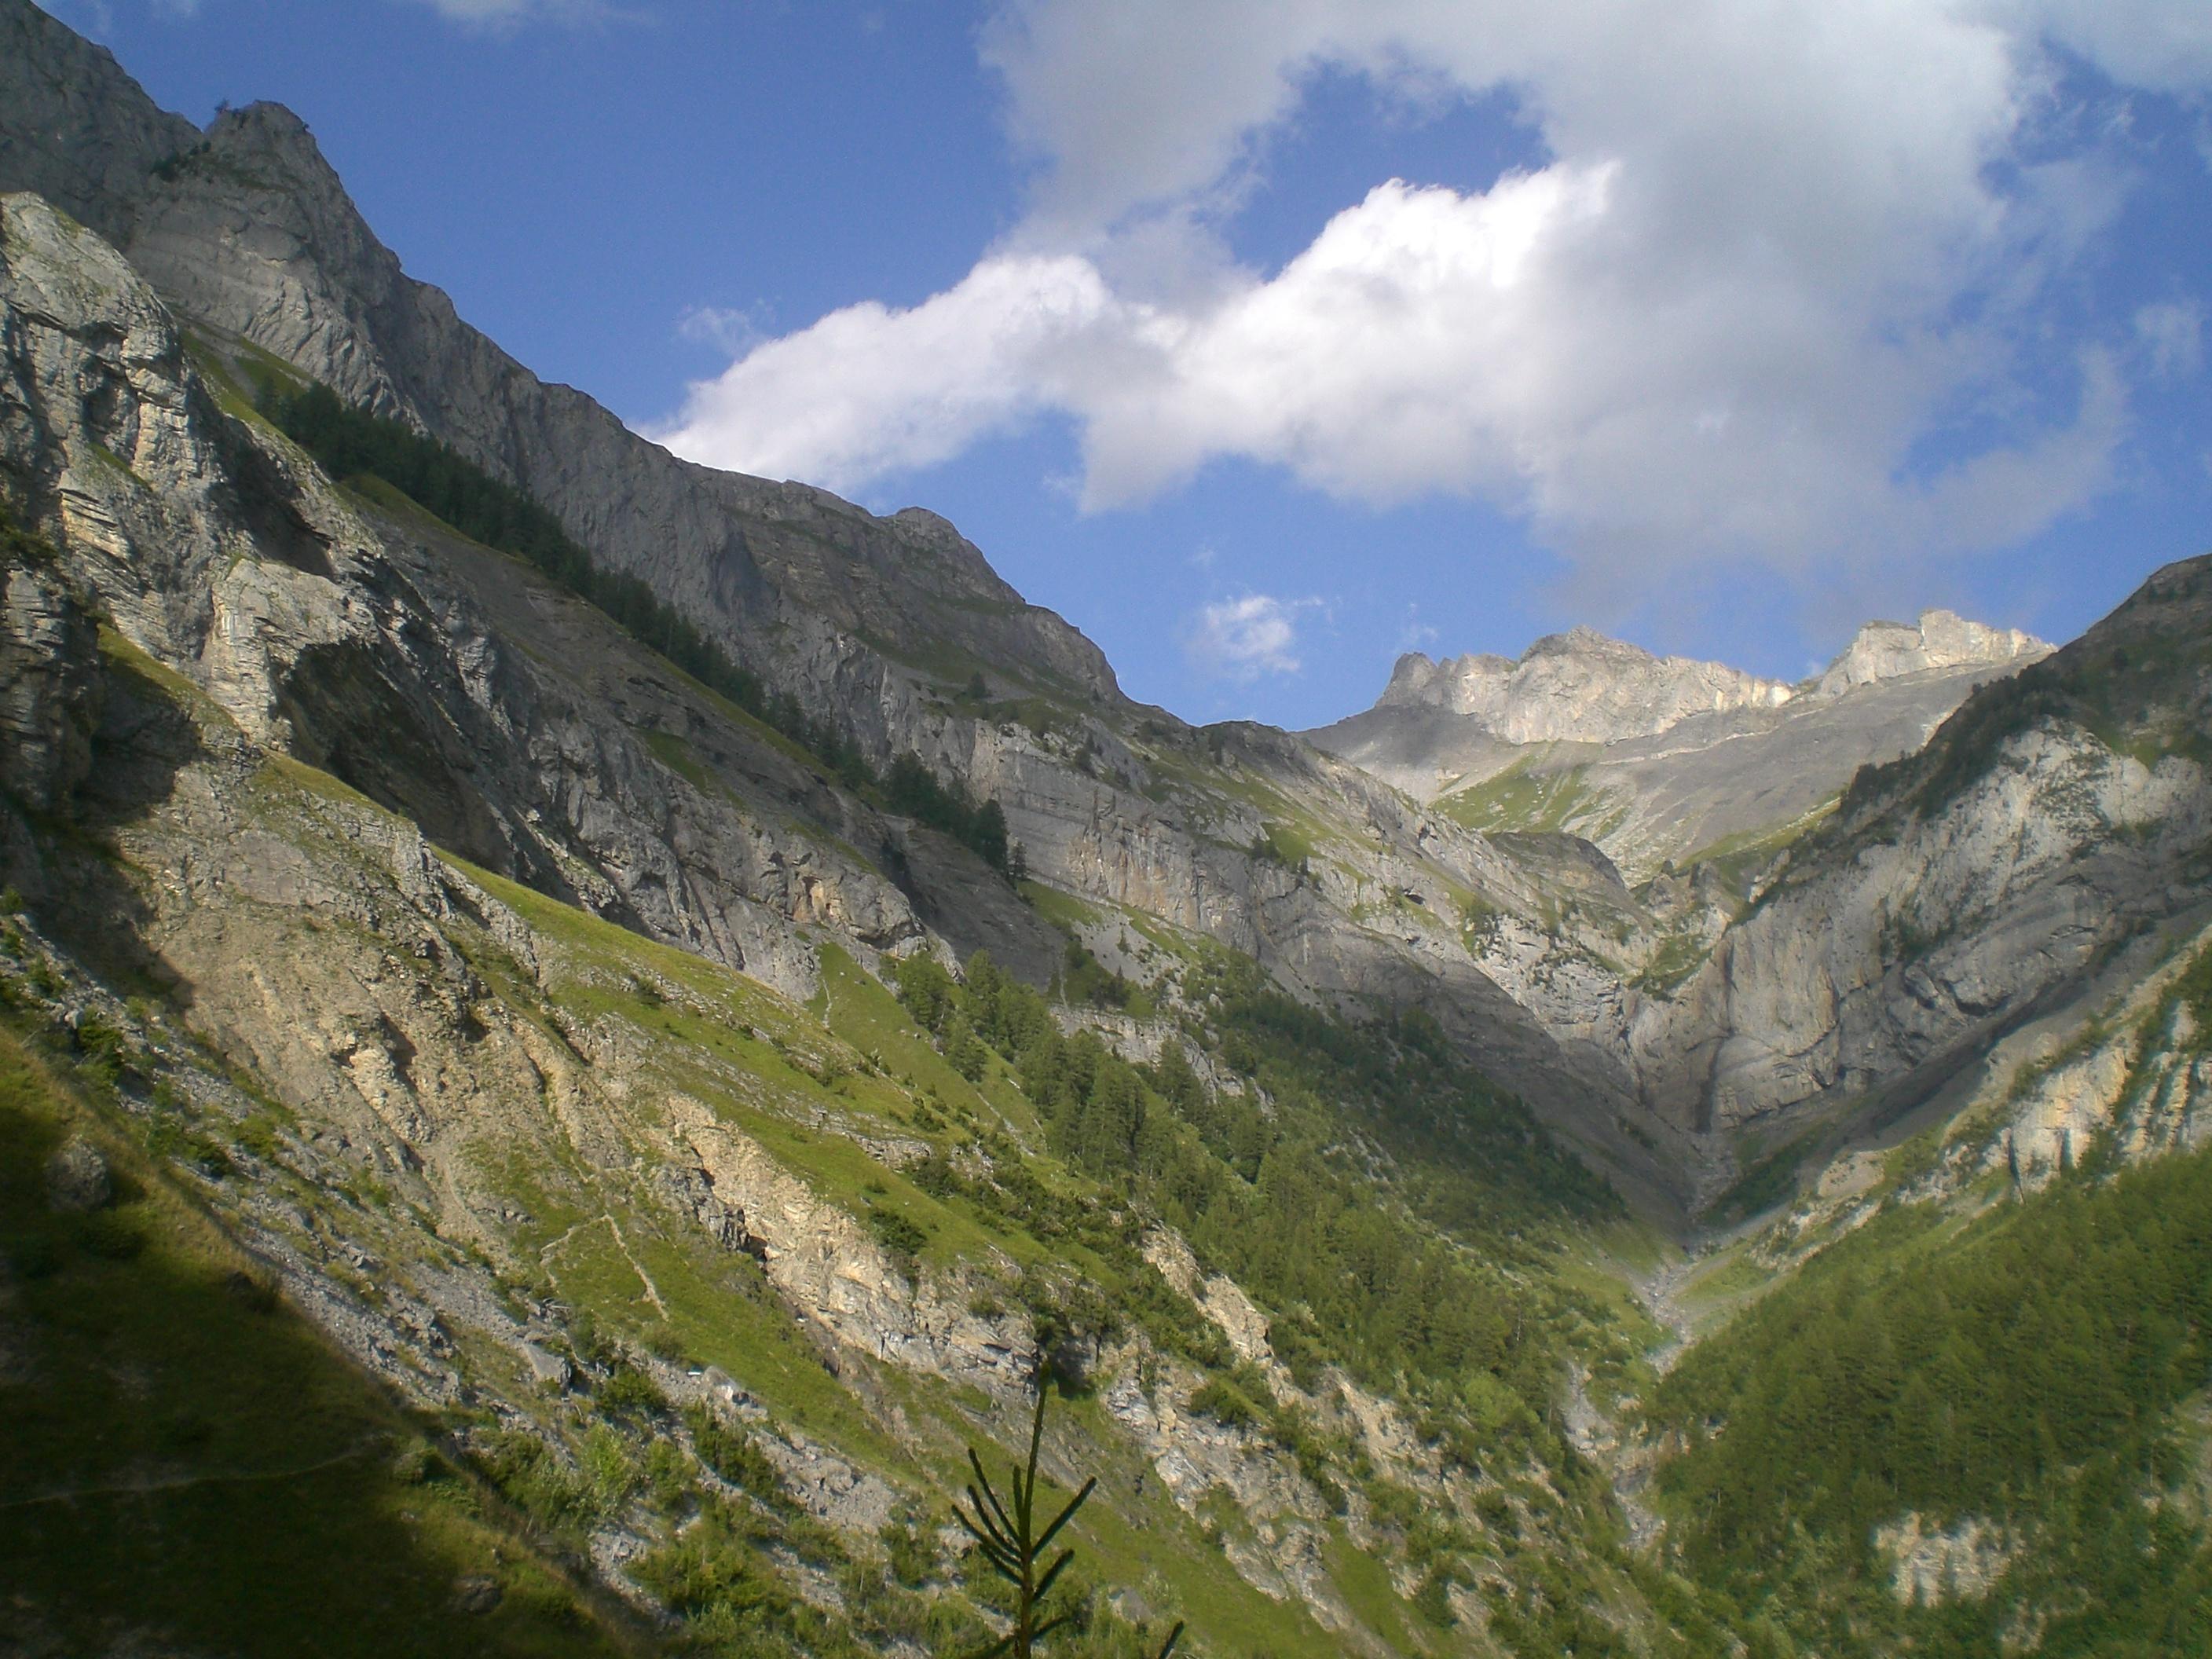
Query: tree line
260 381 1014 873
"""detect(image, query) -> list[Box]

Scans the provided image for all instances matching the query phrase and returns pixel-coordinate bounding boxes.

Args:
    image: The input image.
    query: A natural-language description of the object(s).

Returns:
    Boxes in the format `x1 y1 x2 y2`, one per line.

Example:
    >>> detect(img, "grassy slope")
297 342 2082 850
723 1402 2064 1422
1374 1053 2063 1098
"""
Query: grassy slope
412 859 1375 1659
0 1023 631 1658
1647 945 2212 1655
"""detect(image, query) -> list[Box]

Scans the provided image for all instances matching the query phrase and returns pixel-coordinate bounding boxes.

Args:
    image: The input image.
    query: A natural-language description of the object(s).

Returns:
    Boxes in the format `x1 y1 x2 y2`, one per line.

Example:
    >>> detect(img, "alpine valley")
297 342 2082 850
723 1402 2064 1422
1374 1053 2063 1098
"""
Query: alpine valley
2 7 2210 1657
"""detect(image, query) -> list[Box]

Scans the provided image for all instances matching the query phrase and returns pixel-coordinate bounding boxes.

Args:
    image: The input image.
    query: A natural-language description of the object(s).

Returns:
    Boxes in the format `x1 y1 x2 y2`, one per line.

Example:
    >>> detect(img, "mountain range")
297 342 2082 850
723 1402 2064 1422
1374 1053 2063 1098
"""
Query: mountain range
2 5 2209 1656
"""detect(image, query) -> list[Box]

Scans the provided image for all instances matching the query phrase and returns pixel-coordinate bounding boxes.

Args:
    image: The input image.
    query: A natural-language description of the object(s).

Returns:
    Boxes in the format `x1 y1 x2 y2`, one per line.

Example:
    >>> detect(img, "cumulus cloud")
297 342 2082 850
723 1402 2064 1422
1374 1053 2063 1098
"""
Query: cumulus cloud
653 0 2212 591
1185 595 1312 681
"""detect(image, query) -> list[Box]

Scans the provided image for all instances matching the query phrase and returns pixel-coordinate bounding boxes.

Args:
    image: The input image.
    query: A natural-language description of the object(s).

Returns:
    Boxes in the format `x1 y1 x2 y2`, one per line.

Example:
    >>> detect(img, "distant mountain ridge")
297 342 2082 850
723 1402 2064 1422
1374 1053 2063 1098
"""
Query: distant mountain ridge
1372 609 2047 750
1313 609 2050 879
1378 624 1796 746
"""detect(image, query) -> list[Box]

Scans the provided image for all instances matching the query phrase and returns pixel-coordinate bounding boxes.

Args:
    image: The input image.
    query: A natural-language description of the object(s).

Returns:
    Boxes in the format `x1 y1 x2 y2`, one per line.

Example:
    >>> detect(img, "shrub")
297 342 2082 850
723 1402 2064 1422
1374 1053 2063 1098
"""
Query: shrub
682 1403 782 1499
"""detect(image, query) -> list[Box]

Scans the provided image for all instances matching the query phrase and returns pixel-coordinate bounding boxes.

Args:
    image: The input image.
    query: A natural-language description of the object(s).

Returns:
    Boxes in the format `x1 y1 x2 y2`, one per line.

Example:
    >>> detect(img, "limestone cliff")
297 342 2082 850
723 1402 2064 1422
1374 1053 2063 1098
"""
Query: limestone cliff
1632 557 2212 1146
1312 612 2049 880
1378 627 1795 745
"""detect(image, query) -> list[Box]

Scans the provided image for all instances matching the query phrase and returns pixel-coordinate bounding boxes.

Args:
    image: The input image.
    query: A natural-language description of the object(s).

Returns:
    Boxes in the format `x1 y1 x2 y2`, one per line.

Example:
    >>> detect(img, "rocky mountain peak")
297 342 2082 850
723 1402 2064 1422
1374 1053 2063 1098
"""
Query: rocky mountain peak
0 14 1127 711
1525 623 1653 662
1379 628 1794 746
1811 607 2049 698
1366 602 2047 753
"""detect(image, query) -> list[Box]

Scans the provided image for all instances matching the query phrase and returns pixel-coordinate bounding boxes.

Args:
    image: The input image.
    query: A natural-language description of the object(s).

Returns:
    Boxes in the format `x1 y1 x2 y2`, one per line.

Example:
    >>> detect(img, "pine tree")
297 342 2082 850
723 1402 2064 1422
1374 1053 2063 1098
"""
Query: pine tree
954 1382 1182 1659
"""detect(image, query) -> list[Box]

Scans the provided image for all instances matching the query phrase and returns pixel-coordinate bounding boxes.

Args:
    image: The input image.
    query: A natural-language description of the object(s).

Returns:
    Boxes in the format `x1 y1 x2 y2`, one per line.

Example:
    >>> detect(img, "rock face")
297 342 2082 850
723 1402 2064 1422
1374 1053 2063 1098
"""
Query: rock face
0 190 1029 1005
1813 610 2046 699
1874 1514 2016 1605
1315 613 2051 880
0 558 99 810
1631 556 2212 1139
1379 626 1796 745
42 1133 110 1212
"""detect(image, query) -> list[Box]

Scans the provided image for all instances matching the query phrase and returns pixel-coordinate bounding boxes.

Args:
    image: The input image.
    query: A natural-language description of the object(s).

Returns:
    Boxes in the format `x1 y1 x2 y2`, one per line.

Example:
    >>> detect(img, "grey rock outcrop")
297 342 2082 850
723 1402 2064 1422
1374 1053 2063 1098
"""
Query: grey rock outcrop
42 1133 110 1212
0 189 939 1000
1813 609 2045 699
1379 626 1795 745
0 558 99 810
1632 556 2212 1141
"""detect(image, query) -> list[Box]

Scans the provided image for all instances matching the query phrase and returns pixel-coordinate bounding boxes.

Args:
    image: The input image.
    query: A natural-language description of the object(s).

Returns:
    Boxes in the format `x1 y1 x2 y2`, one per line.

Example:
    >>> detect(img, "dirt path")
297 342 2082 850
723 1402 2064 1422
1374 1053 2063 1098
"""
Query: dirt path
540 1211 670 1318
0 1440 379 1511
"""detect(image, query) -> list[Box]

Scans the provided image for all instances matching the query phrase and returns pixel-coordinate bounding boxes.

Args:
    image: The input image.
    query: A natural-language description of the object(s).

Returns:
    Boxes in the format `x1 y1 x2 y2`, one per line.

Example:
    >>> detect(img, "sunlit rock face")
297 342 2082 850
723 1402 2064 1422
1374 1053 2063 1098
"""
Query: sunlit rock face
1379 626 1796 746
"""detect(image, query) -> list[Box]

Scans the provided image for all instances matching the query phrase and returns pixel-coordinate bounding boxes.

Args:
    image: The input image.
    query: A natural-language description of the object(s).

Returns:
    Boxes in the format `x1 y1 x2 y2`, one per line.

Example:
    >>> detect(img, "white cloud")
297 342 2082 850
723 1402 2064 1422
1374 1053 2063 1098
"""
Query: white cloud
2136 300 2206 379
405 0 613 24
675 303 767 356
1396 605 1439 654
1185 595 1311 681
654 255 1111 488
654 0 2212 594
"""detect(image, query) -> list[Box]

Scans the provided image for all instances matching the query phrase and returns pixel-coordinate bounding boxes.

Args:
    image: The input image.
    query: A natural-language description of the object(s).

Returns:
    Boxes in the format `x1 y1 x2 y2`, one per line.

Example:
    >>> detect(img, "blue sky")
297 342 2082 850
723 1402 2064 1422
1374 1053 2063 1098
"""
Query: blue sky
46 0 2212 730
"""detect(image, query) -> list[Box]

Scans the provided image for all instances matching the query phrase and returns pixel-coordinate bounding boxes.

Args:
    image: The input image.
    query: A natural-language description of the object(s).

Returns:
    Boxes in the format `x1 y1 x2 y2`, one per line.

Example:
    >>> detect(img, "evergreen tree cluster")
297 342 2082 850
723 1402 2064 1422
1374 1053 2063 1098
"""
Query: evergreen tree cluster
892 945 1617 1443
259 382 1014 873
884 753 1010 873
1653 1141 2212 1655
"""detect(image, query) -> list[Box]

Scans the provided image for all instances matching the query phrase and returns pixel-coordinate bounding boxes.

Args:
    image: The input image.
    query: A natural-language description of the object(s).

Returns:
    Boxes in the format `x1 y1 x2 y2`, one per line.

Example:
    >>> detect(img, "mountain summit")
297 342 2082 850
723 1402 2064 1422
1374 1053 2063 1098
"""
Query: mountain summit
1813 607 2047 697
1379 626 1796 746
1314 610 2050 876
1375 609 2045 749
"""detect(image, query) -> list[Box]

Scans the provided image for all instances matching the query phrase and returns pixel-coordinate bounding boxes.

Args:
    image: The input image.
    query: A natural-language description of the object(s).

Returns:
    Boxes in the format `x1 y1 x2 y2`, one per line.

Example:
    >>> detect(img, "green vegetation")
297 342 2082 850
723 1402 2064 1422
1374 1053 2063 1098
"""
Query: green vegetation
0 1024 624 1657
892 940 1624 1448
1654 1144 2212 1655
258 380 1015 873
1834 563 2212 834
0 494 62 570
1438 754 1617 837
953 1384 1181 1659
1705 1125 1826 1227
886 752 1012 873
1247 819 1313 869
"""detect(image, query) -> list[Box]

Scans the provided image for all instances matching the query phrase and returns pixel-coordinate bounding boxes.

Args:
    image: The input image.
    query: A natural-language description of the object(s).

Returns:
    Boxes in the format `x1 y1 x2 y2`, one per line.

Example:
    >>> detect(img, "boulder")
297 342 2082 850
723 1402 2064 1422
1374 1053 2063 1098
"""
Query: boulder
43 1133 110 1212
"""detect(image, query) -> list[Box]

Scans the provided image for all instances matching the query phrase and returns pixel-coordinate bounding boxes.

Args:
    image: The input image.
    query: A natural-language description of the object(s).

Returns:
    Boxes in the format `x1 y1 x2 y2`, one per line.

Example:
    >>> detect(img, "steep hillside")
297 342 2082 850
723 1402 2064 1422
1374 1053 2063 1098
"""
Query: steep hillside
0 182 1683 1659
1 0 1722 1207
1633 555 2212 1157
